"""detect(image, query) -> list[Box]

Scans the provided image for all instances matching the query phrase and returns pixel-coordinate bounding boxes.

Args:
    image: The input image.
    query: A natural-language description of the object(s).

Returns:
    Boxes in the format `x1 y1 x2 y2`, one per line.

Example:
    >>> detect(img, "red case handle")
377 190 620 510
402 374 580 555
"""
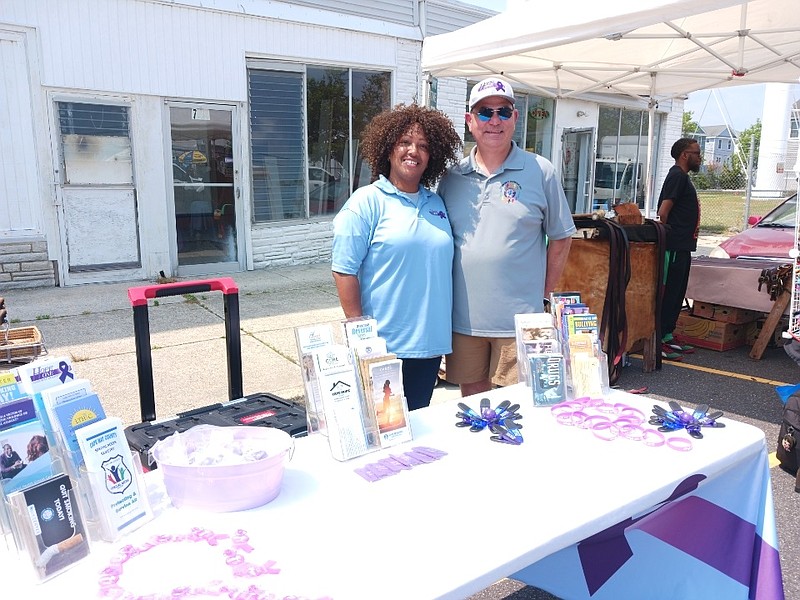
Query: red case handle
128 277 239 306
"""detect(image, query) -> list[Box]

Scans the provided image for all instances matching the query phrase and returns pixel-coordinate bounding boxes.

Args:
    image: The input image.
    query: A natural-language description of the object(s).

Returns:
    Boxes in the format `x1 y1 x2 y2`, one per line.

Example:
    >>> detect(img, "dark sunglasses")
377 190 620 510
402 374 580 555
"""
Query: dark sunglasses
474 106 514 122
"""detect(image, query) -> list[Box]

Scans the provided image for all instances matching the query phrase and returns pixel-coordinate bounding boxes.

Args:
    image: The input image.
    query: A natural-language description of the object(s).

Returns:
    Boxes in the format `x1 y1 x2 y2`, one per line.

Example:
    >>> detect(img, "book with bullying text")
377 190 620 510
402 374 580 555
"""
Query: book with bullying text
565 312 599 340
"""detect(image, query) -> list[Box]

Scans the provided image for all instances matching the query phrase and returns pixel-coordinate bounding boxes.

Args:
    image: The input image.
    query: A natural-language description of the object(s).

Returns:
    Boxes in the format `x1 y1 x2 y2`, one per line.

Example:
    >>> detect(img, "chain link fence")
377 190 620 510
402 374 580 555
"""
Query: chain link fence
691 159 796 236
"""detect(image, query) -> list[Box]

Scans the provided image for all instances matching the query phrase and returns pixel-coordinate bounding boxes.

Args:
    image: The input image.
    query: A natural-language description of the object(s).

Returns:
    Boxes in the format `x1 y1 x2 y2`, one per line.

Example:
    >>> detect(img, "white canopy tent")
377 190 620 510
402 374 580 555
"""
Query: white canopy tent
421 0 800 214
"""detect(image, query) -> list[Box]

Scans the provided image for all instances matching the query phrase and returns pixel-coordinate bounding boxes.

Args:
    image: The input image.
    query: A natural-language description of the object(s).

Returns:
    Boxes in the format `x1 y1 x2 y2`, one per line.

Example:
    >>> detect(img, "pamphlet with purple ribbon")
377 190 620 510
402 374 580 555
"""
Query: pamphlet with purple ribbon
13 356 77 438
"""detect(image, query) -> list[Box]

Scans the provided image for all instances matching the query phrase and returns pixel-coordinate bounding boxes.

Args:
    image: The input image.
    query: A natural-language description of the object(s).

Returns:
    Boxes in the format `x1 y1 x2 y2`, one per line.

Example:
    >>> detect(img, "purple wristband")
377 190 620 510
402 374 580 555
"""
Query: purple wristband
591 420 619 441
642 429 666 447
550 403 573 417
666 437 693 452
582 415 611 429
618 407 646 424
618 423 645 441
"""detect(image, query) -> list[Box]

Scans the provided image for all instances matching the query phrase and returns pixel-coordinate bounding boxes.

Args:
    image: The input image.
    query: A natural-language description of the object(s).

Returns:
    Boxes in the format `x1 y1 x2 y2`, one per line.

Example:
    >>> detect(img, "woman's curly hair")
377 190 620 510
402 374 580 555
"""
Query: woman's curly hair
360 103 462 189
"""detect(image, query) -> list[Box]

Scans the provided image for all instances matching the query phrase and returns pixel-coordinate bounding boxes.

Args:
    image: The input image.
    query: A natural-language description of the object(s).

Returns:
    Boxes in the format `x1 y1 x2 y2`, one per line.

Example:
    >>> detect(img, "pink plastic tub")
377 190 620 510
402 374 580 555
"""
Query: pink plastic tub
151 425 294 512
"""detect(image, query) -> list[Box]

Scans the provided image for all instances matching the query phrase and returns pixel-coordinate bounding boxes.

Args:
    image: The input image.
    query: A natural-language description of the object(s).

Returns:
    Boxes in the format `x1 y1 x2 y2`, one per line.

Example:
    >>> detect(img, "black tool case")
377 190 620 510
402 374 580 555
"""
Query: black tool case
122 278 307 469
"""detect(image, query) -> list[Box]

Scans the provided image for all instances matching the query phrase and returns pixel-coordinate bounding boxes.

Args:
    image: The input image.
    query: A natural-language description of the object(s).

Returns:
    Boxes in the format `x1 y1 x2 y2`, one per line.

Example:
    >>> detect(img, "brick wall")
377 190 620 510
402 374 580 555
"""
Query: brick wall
0 238 56 289
251 221 334 269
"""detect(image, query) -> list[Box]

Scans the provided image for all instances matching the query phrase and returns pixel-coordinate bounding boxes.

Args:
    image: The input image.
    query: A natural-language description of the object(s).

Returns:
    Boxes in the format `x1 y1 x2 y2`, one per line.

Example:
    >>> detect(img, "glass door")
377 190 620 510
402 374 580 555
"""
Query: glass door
169 106 238 270
561 128 595 214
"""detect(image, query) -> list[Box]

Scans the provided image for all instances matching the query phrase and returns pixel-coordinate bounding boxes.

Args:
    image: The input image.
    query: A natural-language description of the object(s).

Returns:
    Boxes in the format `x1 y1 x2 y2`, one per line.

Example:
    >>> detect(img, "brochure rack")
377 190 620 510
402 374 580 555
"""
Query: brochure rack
295 318 412 461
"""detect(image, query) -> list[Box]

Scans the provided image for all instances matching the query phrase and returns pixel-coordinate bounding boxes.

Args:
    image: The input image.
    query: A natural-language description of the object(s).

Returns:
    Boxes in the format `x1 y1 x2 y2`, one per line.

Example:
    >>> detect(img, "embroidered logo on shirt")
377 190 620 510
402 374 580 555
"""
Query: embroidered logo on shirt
502 181 521 203
429 210 447 219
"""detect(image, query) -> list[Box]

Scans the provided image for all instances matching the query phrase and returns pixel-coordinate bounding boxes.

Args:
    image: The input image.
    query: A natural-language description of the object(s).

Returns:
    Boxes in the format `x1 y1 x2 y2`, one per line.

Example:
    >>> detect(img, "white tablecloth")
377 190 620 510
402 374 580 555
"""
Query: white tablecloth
6 385 783 599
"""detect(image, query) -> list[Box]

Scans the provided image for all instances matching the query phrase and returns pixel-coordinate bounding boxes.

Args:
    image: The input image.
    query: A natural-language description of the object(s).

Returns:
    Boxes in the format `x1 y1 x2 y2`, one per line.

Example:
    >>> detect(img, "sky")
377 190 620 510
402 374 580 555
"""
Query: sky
683 84 766 132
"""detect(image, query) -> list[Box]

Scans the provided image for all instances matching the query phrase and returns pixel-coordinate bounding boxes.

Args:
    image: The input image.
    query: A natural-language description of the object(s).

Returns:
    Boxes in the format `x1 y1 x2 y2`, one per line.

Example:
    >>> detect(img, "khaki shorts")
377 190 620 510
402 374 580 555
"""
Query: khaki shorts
445 333 519 387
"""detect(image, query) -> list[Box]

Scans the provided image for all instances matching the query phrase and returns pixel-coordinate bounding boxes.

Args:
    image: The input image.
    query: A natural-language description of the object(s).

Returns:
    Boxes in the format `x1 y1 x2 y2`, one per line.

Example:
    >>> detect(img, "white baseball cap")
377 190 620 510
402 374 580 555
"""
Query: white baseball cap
468 78 515 110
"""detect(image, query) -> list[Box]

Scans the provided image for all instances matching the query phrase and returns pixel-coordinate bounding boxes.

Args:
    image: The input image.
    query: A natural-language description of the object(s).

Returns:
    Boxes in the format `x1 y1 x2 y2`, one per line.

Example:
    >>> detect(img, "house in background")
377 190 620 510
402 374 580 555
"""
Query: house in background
700 124 738 168
687 124 708 161
1 0 681 288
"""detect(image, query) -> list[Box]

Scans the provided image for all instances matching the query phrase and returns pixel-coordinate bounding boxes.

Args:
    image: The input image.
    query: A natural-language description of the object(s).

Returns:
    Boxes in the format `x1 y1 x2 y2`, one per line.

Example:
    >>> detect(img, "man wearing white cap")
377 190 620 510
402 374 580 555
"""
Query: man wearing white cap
438 77 575 397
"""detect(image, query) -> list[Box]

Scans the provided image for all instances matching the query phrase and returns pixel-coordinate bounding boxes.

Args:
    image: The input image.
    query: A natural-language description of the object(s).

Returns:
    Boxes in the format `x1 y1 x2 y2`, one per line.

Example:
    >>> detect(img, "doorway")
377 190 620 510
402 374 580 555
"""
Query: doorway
169 105 240 274
53 99 142 285
561 128 595 214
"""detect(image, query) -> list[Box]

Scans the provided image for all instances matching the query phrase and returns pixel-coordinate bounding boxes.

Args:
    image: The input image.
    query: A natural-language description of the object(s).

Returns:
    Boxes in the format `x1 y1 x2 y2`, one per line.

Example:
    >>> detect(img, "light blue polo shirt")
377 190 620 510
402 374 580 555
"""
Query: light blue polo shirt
437 143 576 336
331 175 453 358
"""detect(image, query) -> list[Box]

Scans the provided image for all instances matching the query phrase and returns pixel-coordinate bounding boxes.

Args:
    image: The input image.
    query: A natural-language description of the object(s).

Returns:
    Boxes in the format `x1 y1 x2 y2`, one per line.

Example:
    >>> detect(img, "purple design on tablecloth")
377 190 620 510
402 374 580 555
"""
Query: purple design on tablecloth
577 474 783 599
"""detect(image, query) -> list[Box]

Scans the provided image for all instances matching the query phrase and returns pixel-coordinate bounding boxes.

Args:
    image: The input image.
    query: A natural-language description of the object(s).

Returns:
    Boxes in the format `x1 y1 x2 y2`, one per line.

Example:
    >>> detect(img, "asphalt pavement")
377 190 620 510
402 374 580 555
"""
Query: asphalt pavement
2 255 799 599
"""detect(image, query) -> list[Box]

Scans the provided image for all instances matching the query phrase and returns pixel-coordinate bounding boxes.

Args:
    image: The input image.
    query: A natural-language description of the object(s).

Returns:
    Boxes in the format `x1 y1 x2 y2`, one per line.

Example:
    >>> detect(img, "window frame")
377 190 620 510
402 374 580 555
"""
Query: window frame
246 60 392 223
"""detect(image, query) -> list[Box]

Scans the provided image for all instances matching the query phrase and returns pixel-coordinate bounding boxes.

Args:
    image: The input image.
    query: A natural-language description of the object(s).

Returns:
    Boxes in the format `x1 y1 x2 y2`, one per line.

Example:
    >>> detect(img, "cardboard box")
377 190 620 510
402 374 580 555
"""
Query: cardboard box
745 317 790 348
691 301 761 324
675 313 748 351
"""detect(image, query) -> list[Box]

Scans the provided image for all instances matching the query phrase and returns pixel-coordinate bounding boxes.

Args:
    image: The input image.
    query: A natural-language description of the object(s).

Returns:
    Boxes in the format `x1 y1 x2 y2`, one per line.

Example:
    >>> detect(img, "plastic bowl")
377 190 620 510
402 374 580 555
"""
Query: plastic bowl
150 425 294 512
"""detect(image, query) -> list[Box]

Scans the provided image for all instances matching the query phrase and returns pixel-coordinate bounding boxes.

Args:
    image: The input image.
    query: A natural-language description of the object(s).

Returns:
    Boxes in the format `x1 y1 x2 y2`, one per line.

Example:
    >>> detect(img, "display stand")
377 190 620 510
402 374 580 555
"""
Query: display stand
555 217 666 376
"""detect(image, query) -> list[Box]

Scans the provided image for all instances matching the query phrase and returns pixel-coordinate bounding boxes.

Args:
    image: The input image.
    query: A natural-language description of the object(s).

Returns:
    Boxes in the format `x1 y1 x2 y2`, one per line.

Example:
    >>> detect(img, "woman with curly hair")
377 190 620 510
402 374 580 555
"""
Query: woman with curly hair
332 103 462 410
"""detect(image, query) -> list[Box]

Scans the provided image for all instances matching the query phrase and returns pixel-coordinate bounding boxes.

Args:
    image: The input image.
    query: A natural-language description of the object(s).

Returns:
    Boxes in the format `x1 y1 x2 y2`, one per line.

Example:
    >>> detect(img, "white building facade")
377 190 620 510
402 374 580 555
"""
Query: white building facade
0 0 679 288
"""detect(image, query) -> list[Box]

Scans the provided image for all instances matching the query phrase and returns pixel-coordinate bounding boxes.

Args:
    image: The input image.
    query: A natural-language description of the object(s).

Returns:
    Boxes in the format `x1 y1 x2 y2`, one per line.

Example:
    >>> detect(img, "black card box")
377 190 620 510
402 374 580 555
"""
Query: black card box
124 393 307 470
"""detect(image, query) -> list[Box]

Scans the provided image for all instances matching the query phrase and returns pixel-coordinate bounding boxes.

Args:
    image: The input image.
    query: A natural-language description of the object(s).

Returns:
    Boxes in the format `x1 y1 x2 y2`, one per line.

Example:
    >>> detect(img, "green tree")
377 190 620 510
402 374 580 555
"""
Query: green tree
735 120 761 177
683 111 701 136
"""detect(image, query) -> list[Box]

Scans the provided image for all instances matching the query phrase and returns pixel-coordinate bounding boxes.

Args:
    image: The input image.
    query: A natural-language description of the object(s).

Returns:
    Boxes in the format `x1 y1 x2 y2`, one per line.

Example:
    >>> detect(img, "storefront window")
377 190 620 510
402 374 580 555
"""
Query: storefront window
523 96 554 158
594 106 656 209
463 89 554 161
248 65 390 222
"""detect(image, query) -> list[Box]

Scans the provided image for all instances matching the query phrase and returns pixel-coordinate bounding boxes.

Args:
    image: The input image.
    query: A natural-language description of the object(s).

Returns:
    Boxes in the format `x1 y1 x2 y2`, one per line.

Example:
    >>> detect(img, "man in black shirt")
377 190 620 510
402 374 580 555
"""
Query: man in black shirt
657 137 702 360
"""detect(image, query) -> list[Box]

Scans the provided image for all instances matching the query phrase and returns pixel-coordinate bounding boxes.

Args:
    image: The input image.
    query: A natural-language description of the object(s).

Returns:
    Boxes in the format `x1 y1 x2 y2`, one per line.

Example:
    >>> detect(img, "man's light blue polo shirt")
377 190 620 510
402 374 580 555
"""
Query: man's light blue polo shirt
438 143 576 337
332 175 453 358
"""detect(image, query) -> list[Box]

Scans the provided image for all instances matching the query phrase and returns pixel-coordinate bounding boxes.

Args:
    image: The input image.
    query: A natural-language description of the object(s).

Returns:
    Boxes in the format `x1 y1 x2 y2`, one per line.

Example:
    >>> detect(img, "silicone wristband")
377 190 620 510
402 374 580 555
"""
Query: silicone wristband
581 415 610 429
569 411 588 426
619 407 646 424
618 424 645 441
556 411 577 426
591 420 619 441
586 397 606 408
666 437 693 452
642 429 666 447
596 402 618 414
550 403 574 417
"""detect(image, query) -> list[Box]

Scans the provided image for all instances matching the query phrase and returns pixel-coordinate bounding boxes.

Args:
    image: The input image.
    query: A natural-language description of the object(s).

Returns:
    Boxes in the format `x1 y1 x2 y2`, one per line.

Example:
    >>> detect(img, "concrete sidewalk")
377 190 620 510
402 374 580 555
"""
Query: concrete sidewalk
0 232 727 425
1 263 459 427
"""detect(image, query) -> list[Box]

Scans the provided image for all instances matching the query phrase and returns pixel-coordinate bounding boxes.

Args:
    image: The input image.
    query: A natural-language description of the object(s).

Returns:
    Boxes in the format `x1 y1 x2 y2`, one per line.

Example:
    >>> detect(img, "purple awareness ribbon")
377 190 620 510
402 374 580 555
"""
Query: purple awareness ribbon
58 360 75 383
